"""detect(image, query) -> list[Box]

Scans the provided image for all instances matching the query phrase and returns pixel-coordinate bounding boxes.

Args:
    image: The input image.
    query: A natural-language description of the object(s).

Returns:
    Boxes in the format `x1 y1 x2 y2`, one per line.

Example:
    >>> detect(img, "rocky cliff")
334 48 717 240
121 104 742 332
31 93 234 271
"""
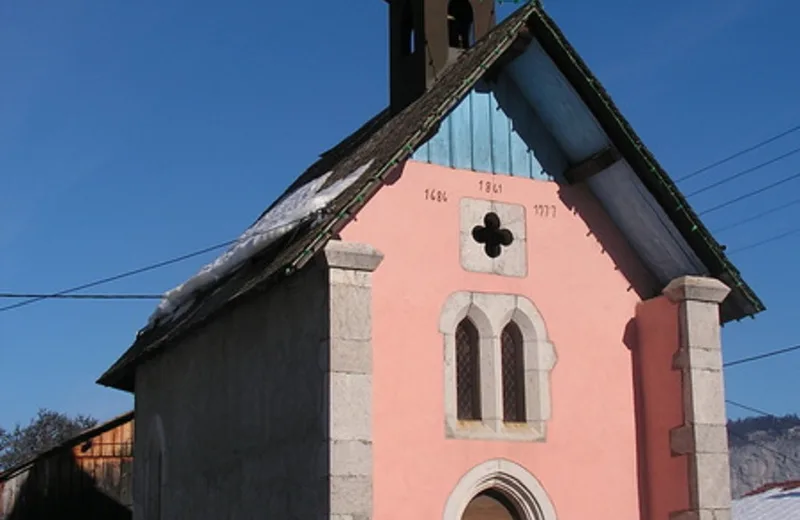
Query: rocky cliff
728 415 800 498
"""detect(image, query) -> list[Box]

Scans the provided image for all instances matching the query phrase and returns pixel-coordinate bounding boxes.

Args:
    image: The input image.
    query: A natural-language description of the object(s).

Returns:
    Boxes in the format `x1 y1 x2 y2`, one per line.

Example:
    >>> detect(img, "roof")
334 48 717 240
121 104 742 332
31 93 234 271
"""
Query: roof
98 2 764 392
734 481 800 519
0 411 134 481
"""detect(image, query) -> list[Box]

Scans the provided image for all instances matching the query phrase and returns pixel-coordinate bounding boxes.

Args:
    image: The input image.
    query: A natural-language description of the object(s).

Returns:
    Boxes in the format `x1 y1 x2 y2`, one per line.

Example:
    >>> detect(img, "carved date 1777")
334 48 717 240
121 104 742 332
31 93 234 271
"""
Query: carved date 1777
533 204 556 218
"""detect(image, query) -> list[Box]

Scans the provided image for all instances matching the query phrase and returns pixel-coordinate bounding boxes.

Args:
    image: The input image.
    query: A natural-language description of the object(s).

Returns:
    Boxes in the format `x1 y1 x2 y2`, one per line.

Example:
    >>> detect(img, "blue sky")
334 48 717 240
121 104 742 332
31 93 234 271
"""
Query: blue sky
0 0 798 427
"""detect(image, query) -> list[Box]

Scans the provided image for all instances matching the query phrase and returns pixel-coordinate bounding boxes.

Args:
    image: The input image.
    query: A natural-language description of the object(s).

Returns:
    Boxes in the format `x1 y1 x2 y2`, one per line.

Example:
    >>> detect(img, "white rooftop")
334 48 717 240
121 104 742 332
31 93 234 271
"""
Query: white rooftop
734 482 800 520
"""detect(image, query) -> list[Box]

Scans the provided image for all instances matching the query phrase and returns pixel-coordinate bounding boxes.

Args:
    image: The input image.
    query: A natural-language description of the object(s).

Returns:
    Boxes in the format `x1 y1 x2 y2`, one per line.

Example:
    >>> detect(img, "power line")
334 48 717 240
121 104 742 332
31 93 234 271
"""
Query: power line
0 292 161 300
724 343 800 368
727 400 776 418
0 241 231 313
0 213 312 314
677 123 800 183
715 197 800 234
698 168 800 216
686 145 800 198
727 227 800 255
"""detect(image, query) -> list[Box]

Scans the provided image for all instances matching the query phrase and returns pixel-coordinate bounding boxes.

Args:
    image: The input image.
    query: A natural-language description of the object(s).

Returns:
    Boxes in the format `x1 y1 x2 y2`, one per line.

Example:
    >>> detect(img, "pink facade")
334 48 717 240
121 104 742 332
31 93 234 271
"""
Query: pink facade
342 161 668 518
635 296 690 518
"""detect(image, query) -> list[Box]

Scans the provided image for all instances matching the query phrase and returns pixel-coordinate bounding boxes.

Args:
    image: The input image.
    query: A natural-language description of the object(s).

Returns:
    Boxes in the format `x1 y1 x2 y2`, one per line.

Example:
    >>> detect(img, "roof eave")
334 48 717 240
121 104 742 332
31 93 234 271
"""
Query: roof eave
527 7 764 322
96 364 134 392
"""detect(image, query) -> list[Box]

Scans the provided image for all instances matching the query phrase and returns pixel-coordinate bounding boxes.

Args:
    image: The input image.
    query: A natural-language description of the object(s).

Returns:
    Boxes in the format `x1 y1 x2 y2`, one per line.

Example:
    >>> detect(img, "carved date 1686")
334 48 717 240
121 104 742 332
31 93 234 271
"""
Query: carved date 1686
425 189 448 203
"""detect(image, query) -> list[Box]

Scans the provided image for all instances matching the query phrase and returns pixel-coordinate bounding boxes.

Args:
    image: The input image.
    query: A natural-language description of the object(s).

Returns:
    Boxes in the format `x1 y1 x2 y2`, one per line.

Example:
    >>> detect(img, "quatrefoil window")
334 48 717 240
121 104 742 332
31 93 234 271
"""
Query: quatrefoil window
471 212 514 258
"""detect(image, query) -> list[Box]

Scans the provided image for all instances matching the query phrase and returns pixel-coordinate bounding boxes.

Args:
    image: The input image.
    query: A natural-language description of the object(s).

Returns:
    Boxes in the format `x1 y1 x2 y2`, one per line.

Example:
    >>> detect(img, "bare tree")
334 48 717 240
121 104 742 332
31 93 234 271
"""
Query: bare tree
0 409 97 471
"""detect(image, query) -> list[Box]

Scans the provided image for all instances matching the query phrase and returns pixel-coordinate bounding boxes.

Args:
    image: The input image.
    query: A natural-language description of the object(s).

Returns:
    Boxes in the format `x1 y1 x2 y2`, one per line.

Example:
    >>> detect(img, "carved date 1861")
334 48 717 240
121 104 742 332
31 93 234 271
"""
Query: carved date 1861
425 189 448 203
479 180 503 195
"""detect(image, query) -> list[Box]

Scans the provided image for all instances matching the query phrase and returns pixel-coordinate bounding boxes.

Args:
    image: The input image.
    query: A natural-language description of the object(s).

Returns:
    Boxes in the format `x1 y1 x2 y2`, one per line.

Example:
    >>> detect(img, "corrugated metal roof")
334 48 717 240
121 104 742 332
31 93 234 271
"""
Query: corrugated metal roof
734 481 800 519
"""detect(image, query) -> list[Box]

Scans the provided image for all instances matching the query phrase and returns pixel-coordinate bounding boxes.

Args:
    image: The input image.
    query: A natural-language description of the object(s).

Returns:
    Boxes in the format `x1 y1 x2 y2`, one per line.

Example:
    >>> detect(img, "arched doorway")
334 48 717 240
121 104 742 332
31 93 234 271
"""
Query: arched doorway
443 459 557 520
462 489 522 520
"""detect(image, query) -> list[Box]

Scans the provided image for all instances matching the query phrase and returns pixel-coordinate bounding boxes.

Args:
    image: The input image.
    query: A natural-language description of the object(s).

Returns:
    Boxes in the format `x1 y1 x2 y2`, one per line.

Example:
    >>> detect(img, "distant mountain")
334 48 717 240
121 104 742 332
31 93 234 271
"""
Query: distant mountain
728 414 800 498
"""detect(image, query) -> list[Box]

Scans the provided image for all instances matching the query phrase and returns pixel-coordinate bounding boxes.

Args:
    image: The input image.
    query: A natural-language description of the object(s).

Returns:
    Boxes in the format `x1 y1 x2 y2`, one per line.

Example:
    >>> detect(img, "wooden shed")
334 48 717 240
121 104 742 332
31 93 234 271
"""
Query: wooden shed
0 411 134 519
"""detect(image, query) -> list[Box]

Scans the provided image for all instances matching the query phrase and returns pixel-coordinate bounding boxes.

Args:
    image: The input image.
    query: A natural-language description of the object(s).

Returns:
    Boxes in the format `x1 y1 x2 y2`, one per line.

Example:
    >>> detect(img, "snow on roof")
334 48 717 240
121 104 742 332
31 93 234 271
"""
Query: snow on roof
734 481 800 520
147 159 374 327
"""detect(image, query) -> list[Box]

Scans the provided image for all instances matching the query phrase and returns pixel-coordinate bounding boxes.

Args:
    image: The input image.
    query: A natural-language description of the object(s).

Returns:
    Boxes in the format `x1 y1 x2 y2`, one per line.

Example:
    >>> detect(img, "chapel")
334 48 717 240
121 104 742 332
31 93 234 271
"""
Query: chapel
99 2 763 519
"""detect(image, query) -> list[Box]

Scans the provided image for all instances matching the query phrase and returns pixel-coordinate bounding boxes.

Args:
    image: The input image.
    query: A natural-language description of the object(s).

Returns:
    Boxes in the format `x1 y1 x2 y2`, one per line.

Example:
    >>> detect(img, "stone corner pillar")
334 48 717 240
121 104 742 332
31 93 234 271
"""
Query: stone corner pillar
321 239 384 520
663 275 732 520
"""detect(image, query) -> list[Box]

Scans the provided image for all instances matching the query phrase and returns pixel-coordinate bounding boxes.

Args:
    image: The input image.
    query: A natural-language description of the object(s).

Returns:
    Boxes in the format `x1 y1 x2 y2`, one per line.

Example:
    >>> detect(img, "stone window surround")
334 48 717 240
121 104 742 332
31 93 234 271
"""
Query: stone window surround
439 291 557 442
460 198 528 278
442 458 557 520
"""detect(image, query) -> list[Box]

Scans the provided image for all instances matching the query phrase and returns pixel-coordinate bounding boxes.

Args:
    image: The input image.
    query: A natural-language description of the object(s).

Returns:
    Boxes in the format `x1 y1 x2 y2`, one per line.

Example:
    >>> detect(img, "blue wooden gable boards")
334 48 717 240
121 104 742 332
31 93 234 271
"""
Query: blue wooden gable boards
412 73 560 181
412 41 581 182
411 39 614 184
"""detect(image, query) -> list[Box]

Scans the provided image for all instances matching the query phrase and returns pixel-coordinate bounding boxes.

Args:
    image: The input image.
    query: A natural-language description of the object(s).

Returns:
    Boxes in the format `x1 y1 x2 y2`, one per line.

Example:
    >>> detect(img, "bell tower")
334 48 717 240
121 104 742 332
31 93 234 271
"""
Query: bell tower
389 0 496 114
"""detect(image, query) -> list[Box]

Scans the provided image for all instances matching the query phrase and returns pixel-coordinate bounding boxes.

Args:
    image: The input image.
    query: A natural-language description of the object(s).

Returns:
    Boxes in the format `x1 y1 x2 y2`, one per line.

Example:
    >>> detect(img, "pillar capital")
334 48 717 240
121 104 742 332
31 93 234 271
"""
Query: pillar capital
663 276 730 305
323 240 384 272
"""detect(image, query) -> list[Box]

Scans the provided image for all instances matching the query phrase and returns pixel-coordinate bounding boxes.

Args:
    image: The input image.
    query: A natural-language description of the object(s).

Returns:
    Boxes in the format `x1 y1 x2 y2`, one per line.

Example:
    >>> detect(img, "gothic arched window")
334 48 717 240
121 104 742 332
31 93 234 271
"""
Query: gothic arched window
448 0 474 49
501 321 526 423
456 317 481 420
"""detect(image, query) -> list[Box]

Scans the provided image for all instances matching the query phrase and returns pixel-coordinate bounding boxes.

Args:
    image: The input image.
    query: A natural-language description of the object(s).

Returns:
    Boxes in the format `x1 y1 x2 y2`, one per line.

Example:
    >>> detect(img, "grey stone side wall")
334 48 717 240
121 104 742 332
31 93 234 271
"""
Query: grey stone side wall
134 262 331 520
664 276 733 520
133 240 383 520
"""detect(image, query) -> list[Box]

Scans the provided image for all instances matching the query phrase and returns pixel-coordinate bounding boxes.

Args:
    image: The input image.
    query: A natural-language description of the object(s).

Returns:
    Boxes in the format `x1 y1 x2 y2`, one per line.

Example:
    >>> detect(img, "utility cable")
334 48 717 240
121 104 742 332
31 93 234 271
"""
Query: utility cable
724 343 800 368
714 197 800 234
677 123 800 183
686 145 800 198
0 213 312 314
727 400 777 418
0 241 230 313
0 292 162 300
698 169 800 216
727 227 800 255
726 400 800 466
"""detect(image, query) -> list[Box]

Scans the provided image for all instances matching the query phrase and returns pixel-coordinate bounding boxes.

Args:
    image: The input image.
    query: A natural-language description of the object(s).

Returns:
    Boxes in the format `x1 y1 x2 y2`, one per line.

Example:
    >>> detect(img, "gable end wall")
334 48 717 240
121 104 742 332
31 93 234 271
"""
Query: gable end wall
133 264 332 519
